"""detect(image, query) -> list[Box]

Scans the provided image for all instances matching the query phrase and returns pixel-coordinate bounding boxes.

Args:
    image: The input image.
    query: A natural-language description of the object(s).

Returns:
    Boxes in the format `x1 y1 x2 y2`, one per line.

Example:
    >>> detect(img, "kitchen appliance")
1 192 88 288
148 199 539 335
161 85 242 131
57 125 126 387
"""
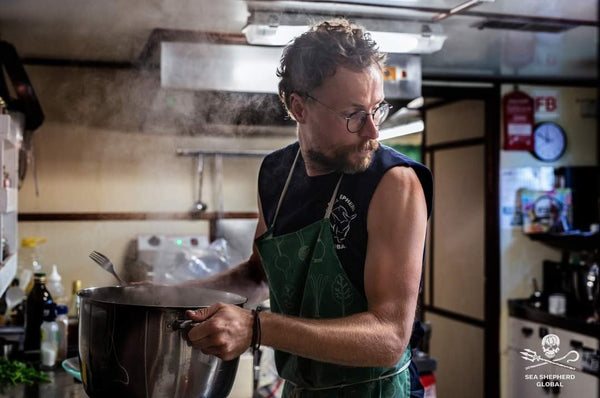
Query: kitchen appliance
544 259 600 319
507 317 599 398
78 285 246 397
123 234 211 282
124 224 258 284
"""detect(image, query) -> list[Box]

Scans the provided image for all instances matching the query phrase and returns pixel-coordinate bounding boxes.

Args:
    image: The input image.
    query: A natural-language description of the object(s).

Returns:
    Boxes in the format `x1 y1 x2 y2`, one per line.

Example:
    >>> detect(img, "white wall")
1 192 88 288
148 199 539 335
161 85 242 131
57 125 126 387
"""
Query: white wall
16 65 295 299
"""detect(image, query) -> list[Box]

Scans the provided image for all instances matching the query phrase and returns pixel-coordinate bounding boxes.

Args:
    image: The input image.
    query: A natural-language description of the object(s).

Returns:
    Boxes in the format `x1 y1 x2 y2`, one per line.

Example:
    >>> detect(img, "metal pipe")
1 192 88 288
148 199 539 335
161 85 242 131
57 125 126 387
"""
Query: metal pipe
176 149 271 158
432 0 495 22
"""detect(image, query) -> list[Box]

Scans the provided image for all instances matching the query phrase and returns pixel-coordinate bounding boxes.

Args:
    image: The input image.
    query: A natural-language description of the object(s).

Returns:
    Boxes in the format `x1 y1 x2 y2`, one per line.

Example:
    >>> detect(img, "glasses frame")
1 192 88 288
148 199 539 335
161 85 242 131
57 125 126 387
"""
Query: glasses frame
305 94 392 134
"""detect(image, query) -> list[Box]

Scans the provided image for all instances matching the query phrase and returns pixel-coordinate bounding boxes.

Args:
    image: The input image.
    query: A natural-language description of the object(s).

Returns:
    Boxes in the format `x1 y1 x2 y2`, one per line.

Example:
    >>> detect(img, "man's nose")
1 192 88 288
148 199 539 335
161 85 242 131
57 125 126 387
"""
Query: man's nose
359 115 379 139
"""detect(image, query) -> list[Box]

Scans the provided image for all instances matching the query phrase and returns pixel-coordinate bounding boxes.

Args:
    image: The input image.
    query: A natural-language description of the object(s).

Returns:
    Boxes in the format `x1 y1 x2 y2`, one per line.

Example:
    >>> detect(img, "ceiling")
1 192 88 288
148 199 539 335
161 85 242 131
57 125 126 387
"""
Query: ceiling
0 0 597 138
1 0 597 80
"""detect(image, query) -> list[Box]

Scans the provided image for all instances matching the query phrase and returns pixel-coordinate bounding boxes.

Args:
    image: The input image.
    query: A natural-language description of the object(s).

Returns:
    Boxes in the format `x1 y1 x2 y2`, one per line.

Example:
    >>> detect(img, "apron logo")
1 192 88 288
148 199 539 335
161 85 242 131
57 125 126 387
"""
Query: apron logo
331 194 357 249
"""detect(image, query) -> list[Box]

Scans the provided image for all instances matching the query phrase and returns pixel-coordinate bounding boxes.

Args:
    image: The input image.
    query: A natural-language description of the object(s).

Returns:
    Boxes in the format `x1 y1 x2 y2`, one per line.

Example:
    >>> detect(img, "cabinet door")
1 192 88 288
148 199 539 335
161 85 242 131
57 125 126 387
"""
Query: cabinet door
508 317 599 398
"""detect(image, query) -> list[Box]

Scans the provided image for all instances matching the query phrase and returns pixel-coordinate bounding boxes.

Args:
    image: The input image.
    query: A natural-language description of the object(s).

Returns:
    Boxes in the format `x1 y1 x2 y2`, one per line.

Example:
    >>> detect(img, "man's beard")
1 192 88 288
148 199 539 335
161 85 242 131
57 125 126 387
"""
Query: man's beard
306 139 379 174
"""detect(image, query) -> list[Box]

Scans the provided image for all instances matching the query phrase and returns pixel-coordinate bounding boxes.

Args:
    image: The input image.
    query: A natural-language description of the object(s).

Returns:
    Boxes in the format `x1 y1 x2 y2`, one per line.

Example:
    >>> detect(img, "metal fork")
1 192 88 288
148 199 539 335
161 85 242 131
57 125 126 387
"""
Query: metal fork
89 250 125 285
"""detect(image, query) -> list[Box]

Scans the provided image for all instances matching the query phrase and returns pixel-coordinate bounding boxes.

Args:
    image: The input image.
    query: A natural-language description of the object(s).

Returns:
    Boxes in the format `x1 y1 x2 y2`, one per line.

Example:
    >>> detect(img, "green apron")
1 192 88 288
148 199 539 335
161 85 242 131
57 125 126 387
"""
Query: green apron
255 149 412 397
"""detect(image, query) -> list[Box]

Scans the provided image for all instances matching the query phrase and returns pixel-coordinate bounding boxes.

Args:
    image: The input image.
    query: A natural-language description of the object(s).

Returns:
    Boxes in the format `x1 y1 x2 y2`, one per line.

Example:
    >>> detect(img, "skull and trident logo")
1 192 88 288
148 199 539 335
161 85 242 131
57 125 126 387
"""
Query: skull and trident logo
520 334 580 370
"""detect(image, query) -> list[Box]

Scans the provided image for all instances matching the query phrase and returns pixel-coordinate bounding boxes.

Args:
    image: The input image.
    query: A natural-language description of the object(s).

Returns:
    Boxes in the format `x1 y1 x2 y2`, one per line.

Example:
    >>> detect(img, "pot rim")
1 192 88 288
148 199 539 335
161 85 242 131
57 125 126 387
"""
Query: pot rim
78 285 247 308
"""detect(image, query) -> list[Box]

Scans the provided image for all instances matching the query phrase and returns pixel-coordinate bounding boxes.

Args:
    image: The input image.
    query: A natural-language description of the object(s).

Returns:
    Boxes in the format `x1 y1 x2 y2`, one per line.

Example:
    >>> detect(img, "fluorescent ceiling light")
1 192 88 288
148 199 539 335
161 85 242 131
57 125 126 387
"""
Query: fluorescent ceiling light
243 24 446 54
369 32 419 53
370 31 444 54
407 96 424 109
378 120 424 141
242 24 308 46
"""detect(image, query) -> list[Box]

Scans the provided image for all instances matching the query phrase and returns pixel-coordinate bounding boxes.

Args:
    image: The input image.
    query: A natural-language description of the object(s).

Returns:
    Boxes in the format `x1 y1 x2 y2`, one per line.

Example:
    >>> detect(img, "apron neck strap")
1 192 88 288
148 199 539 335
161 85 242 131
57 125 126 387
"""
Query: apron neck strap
325 173 343 220
269 147 344 229
269 148 301 230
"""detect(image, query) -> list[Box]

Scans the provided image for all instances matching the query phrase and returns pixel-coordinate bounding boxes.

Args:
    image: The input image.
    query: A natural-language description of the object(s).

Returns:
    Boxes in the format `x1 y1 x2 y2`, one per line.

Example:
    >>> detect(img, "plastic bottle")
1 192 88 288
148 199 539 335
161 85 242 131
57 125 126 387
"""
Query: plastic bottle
18 238 47 293
55 305 69 363
24 273 54 353
46 265 67 306
40 303 59 369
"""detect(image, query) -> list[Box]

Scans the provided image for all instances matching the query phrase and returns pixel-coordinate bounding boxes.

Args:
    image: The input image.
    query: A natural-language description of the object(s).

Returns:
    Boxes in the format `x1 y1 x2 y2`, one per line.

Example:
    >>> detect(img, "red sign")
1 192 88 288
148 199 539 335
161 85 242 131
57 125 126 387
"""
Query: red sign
503 91 535 151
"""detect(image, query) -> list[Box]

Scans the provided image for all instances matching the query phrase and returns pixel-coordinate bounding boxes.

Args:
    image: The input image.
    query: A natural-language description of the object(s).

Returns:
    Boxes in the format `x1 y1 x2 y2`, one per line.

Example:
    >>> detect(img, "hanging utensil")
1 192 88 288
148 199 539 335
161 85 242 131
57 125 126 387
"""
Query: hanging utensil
214 154 223 217
193 154 207 212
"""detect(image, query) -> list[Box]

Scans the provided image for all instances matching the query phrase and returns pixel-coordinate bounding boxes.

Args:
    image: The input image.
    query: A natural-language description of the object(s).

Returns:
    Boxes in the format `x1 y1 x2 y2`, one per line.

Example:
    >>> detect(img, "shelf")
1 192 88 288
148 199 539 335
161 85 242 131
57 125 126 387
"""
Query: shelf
527 231 600 251
0 188 17 213
0 253 17 297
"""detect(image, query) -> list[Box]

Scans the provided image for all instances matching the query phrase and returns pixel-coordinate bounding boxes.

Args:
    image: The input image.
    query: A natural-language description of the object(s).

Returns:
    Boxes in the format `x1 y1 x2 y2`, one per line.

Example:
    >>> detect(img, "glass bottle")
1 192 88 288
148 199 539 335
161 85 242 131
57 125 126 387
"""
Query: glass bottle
68 280 82 318
24 273 54 353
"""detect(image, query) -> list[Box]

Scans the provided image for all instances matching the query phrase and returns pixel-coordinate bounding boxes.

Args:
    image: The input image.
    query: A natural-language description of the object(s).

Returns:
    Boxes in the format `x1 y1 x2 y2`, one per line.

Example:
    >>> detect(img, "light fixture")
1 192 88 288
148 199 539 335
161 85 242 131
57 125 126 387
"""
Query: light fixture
242 24 309 46
406 96 424 109
378 120 424 141
243 13 446 54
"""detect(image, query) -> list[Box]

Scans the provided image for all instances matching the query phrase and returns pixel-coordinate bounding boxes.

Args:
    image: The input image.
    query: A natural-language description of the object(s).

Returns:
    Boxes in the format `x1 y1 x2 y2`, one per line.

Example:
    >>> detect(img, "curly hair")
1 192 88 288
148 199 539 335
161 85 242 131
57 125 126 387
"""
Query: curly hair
276 18 386 116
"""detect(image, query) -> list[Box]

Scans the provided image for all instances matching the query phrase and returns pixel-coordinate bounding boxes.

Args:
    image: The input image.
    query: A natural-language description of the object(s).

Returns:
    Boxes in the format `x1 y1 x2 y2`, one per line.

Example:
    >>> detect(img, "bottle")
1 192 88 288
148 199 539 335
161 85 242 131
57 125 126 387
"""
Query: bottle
55 305 69 363
24 273 54 352
46 265 67 306
68 280 82 318
40 303 59 369
18 238 47 293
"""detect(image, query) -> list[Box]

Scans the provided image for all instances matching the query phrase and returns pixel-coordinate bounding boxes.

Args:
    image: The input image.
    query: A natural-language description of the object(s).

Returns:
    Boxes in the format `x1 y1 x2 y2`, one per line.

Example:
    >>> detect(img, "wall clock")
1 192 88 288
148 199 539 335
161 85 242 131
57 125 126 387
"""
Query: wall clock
531 122 567 162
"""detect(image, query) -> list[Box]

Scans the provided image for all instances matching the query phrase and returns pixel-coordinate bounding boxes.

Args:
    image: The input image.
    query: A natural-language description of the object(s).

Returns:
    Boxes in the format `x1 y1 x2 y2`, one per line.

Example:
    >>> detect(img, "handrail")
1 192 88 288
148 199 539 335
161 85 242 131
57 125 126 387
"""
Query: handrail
176 149 271 158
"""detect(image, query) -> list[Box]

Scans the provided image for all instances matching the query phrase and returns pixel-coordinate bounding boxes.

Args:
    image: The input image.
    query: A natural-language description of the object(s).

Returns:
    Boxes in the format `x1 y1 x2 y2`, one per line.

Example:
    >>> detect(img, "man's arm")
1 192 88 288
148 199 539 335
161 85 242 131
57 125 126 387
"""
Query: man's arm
187 167 428 366
185 205 270 307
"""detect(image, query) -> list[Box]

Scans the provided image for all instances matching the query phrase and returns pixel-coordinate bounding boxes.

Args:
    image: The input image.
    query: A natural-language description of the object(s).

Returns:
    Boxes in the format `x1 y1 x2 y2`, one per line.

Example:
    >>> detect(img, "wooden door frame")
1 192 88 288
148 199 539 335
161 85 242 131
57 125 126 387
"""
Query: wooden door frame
419 82 501 398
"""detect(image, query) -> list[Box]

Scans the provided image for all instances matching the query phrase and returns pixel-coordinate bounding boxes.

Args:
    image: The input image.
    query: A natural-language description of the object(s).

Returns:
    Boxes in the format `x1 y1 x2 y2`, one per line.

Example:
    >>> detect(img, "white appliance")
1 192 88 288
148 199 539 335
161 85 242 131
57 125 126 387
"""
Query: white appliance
123 234 213 283
507 317 599 397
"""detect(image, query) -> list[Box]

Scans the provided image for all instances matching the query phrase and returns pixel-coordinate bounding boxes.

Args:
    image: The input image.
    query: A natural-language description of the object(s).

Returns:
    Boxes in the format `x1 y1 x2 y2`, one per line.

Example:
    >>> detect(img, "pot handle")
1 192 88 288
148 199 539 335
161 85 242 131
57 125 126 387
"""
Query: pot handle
169 319 201 346
170 319 199 331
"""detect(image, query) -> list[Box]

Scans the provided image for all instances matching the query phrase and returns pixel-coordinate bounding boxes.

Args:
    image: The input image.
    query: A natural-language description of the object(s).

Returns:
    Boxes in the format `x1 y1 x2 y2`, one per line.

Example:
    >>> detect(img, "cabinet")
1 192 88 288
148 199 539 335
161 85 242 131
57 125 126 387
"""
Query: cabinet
0 113 21 296
507 314 599 398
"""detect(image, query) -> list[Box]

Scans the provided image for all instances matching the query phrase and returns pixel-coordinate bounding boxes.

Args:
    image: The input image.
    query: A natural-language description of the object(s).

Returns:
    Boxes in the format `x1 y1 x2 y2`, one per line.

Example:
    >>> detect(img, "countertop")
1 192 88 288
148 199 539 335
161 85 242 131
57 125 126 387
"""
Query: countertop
508 299 600 338
0 367 85 398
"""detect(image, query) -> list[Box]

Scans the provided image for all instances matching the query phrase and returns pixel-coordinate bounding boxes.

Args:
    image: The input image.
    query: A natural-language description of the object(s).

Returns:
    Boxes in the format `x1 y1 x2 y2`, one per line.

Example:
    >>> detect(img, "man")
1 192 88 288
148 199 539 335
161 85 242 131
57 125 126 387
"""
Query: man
186 18 433 397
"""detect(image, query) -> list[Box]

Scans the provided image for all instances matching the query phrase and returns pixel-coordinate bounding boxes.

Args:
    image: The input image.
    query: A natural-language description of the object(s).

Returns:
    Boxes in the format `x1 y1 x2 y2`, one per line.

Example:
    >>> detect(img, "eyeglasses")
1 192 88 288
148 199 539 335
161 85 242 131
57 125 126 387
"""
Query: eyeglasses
306 94 392 134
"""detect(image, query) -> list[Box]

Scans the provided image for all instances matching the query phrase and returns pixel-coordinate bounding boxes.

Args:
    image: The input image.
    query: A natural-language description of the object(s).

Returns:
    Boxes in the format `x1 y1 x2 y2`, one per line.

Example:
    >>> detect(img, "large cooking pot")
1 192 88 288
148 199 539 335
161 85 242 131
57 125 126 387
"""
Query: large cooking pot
78 285 247 398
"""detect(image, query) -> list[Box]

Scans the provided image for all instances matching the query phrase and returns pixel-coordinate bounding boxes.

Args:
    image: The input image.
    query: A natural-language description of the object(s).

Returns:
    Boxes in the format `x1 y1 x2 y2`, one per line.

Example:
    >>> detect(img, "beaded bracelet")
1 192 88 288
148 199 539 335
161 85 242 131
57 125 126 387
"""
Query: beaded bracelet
251 306 262 353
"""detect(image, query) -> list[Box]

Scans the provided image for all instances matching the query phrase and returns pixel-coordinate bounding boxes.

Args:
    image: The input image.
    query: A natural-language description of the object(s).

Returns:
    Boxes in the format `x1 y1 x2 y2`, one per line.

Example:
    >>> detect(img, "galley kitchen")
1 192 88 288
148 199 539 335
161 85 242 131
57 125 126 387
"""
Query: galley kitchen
0 1 597 397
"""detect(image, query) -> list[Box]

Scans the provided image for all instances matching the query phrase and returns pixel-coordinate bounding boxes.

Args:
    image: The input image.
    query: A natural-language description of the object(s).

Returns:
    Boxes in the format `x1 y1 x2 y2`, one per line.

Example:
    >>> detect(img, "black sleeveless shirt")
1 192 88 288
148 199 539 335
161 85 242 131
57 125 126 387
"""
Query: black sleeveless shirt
258 141 433 297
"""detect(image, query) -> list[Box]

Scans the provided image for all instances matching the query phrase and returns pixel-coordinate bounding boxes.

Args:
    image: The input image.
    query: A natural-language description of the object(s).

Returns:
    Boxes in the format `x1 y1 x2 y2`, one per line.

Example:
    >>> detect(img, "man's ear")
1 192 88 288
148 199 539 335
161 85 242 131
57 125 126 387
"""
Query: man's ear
289 93 308 123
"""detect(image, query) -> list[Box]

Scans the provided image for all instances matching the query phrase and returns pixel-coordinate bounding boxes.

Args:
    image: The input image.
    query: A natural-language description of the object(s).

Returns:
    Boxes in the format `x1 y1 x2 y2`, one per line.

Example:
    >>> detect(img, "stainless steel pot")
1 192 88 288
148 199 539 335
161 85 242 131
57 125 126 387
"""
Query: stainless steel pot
78 285 247 398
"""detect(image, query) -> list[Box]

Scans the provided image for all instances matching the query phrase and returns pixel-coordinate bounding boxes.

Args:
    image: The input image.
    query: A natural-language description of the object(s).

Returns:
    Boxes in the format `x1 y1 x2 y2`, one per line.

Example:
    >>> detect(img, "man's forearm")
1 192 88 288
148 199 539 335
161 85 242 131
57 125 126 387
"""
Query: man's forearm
185 261 269 306
260 310 412 368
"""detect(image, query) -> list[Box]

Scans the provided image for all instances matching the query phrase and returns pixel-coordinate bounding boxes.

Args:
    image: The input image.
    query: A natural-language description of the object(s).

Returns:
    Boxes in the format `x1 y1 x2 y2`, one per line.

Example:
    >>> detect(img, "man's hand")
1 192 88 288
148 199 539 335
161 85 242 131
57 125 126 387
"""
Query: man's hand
185 303 254 361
